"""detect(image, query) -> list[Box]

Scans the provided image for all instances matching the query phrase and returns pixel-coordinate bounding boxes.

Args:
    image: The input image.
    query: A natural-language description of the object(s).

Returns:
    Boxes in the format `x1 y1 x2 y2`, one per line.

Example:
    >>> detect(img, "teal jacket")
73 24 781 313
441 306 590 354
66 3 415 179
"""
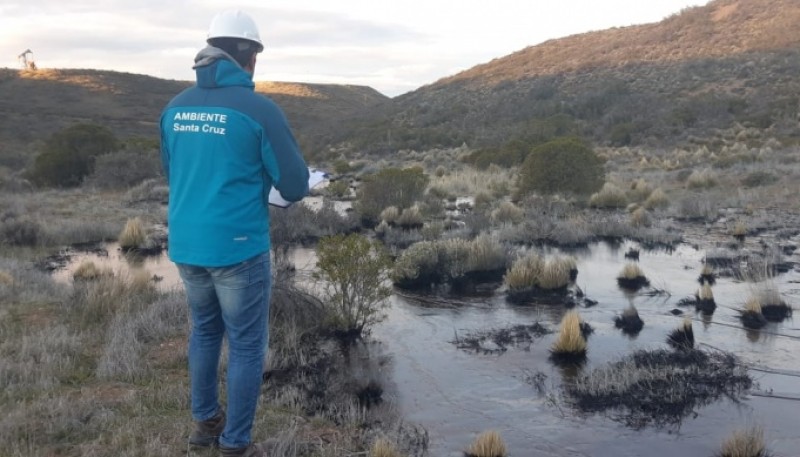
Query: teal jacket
160 47 309 267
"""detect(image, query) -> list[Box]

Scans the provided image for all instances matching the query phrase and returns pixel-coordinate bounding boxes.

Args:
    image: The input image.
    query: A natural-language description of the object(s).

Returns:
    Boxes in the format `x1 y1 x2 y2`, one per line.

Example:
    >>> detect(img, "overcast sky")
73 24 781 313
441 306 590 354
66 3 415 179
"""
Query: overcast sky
1 1 709 97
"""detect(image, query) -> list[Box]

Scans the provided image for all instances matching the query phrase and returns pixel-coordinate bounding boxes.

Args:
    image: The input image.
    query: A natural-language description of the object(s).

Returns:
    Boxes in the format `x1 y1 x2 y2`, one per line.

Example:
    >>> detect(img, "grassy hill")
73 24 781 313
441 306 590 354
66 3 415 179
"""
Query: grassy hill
0 68 388 169
336 0 800 155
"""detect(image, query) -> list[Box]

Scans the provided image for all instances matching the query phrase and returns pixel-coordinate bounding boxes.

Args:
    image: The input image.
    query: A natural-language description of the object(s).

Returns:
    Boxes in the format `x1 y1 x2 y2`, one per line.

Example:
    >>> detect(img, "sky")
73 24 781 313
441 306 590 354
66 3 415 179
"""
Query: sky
1 1 710 97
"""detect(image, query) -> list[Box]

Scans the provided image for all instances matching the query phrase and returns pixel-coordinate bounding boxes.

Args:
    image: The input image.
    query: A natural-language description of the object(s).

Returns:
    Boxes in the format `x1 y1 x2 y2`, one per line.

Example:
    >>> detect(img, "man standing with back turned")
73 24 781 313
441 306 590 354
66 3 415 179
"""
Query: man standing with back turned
160 9 309 457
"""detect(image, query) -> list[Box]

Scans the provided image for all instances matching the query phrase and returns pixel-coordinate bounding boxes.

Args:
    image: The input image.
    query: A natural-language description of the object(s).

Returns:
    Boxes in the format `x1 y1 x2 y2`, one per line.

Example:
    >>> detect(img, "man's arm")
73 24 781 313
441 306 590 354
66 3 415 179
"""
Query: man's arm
260 104 309 203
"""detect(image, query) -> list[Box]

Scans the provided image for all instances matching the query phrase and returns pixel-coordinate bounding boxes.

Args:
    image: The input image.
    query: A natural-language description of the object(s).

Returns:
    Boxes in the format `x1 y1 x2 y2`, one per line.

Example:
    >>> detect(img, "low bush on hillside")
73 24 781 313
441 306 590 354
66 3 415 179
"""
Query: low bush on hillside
85 149 161 190
27 123 120 188
355 167 429 226
517 137 605 197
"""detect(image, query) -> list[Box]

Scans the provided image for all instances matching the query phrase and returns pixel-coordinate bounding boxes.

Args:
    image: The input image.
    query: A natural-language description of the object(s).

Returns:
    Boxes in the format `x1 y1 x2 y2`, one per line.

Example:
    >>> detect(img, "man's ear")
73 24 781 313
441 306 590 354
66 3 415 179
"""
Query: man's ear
246 53 257 73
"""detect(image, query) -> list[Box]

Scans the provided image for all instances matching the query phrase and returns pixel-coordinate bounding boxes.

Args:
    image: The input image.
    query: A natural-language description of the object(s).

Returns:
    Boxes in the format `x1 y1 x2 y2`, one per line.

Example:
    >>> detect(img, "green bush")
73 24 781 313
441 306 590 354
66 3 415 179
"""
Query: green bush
313 234 392 335
325 180 350 198
27 124 120 187
741 171 778 188
355 167 429 226
85 149 161 189
517 137 605 197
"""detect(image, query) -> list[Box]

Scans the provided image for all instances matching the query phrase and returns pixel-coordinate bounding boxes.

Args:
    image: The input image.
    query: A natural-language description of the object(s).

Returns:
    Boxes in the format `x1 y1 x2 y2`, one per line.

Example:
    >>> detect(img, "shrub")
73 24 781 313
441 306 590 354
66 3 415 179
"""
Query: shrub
589 182 627 208
27 123 120 187
390 241 441 286
313 234 392 335
741 171 778 188
517 137 605 197
85 149 161 189
325 179 351 198
629 178 653 202
355 167 429 226
0 216 43 247
491 201 524 224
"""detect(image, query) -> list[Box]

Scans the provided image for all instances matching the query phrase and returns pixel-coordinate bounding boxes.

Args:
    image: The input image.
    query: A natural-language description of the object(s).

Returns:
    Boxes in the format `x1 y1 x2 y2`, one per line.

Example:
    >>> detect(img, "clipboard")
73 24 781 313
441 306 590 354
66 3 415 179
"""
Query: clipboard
268 168 327 208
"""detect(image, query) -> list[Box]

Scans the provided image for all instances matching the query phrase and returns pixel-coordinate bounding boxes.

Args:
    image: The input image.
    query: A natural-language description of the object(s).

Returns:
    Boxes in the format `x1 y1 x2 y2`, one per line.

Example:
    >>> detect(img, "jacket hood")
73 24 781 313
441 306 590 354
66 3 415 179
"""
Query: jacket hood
193 46 255 89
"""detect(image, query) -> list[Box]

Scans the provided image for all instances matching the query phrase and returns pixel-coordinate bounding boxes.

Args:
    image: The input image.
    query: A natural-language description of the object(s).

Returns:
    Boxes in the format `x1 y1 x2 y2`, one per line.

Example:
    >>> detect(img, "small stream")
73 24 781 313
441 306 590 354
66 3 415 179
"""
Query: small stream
53 235 800 456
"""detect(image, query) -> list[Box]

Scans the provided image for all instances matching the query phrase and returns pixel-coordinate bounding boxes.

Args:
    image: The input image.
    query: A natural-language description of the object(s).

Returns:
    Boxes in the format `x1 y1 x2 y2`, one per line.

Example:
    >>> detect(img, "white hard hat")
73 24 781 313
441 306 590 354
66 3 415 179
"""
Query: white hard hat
207 10 264 52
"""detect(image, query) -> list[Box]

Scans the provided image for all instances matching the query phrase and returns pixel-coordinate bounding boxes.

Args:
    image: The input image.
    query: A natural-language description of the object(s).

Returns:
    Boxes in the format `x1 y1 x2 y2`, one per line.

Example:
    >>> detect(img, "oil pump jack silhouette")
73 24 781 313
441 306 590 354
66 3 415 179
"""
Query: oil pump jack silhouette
18 49 37 71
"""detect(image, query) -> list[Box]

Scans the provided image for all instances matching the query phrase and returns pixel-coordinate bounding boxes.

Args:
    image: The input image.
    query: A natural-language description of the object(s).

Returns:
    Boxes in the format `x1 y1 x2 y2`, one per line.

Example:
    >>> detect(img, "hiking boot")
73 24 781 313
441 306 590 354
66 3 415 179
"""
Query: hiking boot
189 409 226 447
219 442 270 457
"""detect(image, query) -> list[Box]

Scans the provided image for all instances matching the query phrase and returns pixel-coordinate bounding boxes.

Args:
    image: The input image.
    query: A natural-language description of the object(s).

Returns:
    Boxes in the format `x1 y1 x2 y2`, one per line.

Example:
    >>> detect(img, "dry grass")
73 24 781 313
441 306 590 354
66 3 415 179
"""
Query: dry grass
397 205 423 228
119 217 146 250
619 263 645 280
465 430 507 457
698 283 714 301
629 207 650 227
643 187 669 210
380 206 400 224
718 426 768 457
744 297 762 314
491 201 524 225
538 256 572 290
0 270 13 286
504 251 544 290
687 168 718 189
732 221 748 237
551 311 587 355
589 182 627 208
72 260 112 281
370 438 403 457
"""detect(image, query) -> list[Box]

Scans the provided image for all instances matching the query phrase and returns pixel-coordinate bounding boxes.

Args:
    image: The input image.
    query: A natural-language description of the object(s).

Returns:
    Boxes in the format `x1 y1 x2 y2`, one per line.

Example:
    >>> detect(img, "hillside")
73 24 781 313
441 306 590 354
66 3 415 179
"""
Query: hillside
0 68 388 168
338 0 800 155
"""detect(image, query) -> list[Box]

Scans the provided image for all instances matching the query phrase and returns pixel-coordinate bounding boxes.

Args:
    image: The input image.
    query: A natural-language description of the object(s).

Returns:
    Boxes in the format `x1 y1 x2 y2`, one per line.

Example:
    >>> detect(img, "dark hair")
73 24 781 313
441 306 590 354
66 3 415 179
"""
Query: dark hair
208 37 258 68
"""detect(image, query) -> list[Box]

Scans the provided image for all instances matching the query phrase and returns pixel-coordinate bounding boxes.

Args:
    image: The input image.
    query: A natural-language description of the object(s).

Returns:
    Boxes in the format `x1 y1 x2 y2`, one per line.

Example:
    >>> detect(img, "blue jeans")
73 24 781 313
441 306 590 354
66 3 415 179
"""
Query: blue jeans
177 252 271 449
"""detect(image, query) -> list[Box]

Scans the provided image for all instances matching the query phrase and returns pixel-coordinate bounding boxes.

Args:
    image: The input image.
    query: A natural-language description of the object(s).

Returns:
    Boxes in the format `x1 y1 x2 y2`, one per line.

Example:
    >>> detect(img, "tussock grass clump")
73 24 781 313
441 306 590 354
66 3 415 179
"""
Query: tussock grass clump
118 217 146 251
718 426 770 457
667 317 694 351
628 178 653 202
740 297 768 329
589 182 627 209
0 269 13 286
687 168 718 189
465 430 507 457
466 234 508 278
629 207 650 227
615 305 644 335
566 349 752 428
643 187 669 210
550 310 587 363
732 221 747 240
491 201 524 225
380 206 400 225
70 269 158 328
391 241 441 288
617 263 649 290
538 256 572 291
392 236 509 290
753 284 793 322
396 205 423 229
72 260 112 281
371 438 403 457
699 263 717 285
504 251 544 291
696 283 717 314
